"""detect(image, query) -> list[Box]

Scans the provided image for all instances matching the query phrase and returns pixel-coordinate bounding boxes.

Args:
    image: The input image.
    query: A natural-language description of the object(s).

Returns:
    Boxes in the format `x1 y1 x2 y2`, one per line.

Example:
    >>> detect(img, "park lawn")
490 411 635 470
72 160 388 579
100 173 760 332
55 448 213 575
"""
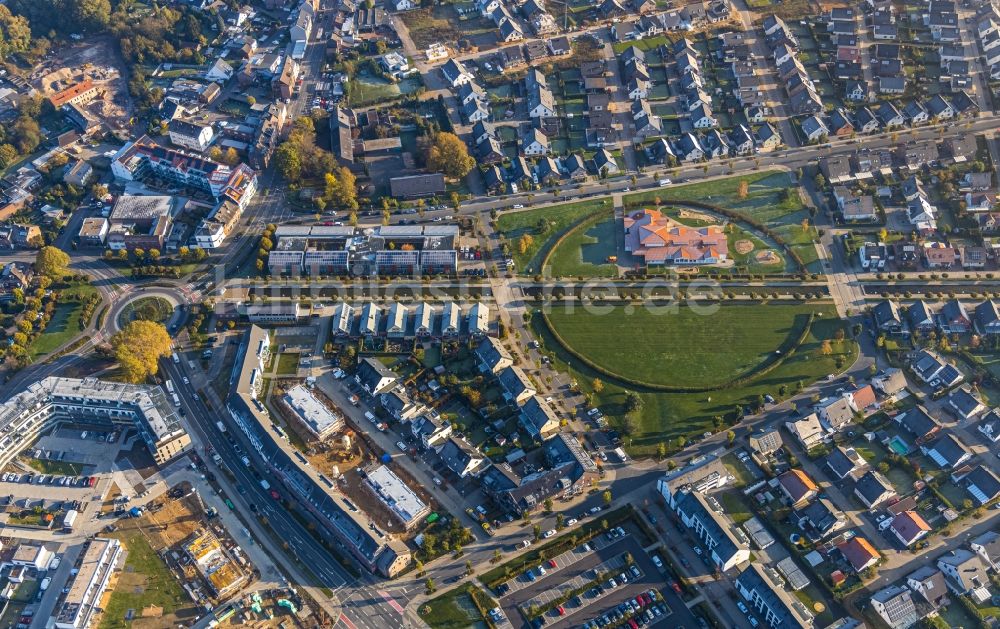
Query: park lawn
497 198 613 273
275 353 300 376
29 284 98 359
99 531 191 629
544 303 819 388
547 215 619 278
532 303 856 457
420 584 489 629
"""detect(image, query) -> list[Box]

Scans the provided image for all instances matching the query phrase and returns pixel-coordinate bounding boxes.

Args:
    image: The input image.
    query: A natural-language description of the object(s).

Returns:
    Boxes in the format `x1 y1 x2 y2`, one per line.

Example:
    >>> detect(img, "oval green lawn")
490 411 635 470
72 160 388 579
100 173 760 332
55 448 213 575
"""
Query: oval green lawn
545 303 815 388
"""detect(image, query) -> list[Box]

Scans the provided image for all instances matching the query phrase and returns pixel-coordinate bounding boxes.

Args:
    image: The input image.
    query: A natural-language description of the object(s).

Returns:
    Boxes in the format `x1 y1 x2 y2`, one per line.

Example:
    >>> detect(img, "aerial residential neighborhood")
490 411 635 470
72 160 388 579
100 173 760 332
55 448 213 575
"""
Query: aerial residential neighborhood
0 0 1000 628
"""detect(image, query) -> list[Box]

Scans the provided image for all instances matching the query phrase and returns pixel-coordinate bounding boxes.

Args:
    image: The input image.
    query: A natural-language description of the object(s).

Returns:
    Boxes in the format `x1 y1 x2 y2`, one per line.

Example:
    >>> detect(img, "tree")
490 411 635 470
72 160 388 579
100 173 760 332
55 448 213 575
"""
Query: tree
517 233 534 255
543 497 554 512
727 430 735 446
533 524 541 540
656 442 666 460
274 143 302 181
223 147 240 166
556 513 565 529
35 246 70 279
427 132 475 179
0 143 18 169
492 549 502 564
592 378 604 393
208 146 223 162
602 490 612 506
623 391 643 415
736 179 749 199
820 340 833 355
465 560 473 575
424 578 436 594
0 7 30 63
110 320 172 383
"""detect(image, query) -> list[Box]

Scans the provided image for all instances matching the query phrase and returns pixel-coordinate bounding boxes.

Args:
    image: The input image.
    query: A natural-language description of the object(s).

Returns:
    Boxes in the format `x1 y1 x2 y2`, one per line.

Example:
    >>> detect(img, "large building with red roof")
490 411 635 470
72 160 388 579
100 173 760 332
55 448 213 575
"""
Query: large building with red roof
623 209 728 265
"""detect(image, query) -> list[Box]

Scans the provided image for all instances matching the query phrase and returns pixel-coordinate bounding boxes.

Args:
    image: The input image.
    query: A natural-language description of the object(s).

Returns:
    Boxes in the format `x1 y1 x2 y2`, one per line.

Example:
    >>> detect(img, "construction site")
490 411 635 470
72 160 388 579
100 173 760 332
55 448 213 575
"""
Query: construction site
31 39 131 129
96 482 256 628
269 381 437 537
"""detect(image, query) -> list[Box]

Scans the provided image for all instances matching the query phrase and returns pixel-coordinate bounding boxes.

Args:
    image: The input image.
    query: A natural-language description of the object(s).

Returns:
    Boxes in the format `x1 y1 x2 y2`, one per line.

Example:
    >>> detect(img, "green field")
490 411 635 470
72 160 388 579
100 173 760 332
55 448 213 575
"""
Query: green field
497 199 613 273
420 584 492 629
545 303 815 388
27 458 84 476
625 172 821 271
275 353 300 376
534 302 856 456
347 73 412 107
29 284 98 359
547 215 619 277
99 531 192 629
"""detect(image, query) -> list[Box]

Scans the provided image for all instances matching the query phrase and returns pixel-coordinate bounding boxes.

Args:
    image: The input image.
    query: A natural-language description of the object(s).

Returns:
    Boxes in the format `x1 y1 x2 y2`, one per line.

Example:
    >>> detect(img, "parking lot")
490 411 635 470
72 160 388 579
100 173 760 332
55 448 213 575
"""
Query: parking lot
496 521 700 629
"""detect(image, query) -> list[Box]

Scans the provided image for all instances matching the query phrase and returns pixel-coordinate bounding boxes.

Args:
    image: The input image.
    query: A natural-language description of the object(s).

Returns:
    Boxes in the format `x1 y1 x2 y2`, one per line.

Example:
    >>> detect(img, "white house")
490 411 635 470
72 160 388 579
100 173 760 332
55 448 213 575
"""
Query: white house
204 58 234 83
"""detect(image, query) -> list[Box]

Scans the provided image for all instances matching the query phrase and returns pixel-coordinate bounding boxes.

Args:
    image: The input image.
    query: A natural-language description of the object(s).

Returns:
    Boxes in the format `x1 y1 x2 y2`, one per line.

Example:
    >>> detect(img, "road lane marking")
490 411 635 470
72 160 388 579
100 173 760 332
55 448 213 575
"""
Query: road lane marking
378 590 405 614
338 612 359 629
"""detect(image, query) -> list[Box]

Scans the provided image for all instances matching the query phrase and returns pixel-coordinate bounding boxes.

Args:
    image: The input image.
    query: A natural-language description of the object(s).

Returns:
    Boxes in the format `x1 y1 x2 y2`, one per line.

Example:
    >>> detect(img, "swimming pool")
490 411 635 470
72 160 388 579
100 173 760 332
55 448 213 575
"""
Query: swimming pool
888 435 910 456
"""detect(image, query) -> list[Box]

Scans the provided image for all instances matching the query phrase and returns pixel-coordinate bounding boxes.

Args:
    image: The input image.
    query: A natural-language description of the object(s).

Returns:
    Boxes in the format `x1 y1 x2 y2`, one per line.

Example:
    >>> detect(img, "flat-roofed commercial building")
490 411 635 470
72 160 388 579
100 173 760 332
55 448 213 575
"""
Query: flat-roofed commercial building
283 384 345 440
267 225 457 276
0 377 190 468
106 195 176 251
54 537 122 629
228 326 411 577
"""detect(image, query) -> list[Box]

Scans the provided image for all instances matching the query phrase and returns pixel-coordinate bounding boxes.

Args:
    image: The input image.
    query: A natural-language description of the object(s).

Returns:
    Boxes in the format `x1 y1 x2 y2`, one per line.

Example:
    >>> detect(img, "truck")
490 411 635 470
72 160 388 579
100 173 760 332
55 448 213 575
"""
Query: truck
260 480 271 491
62 509 78 532
216 421 227 433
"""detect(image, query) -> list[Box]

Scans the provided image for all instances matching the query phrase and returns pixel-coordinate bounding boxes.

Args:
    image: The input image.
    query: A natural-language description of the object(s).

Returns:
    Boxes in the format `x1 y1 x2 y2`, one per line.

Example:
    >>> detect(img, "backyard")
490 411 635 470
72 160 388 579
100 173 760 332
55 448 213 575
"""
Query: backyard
497 198 613 273
534 302 857 456
347 73 421 108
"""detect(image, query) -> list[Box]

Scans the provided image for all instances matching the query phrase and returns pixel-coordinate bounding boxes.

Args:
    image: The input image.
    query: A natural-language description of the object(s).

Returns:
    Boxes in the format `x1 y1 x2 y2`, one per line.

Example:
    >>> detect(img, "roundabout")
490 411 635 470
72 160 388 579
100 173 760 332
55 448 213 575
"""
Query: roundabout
104 287 190 336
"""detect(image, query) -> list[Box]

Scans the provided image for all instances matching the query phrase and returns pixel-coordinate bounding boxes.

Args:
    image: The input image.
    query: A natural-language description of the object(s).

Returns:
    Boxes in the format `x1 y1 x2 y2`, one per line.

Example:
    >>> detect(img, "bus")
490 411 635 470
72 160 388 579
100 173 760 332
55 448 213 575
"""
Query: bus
225 498 235 510
165 380 175 395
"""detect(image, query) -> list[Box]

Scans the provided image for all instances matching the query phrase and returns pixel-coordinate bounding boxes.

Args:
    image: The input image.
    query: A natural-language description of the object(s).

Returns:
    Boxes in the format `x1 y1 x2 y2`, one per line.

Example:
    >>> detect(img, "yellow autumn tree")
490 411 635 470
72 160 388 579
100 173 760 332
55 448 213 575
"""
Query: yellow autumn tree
111 320 173 383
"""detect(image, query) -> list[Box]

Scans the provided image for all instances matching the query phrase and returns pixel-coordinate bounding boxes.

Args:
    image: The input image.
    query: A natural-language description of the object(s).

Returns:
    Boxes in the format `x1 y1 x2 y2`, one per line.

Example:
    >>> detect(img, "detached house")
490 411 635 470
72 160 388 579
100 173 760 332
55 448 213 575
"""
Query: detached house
778 469 819 507
889 510 932 547
854 470 896 508
785 413 824 448
921 433 972 470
